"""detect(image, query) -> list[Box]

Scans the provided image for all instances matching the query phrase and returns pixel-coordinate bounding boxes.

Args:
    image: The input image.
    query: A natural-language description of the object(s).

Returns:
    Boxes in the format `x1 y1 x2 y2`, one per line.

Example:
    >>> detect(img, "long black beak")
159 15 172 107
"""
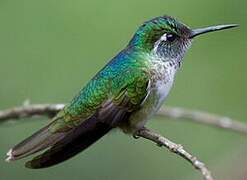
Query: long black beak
190 24 238 38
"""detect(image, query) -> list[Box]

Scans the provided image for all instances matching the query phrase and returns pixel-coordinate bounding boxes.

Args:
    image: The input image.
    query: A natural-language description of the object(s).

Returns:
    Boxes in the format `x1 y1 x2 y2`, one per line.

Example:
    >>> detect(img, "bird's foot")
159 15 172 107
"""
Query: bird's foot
132 127 148 139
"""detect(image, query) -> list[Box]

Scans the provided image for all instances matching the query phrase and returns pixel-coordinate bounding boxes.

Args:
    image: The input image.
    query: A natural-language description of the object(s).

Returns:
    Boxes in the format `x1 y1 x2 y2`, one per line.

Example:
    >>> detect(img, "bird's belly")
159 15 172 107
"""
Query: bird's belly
154 78 174 110
123 78 174 133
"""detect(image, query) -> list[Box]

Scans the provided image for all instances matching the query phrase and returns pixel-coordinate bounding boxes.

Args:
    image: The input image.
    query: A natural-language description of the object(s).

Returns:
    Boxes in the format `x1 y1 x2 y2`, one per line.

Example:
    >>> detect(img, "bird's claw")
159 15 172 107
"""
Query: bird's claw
133 134 140 139
133 127 148 139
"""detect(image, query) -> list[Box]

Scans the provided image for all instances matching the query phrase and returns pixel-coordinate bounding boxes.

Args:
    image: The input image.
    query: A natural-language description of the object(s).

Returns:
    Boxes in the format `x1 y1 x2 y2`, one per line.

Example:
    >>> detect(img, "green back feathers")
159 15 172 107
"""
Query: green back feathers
50 48 150 132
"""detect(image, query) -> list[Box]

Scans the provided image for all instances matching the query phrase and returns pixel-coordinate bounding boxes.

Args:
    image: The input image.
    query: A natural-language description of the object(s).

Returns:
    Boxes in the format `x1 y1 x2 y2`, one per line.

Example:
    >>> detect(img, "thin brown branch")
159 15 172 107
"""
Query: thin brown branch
0 104 64 122
135 128 213 180
157 106 247 134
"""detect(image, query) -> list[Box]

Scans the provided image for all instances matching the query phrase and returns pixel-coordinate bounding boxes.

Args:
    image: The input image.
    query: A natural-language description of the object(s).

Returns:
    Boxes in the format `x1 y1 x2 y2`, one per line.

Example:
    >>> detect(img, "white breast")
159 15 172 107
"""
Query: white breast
126 58 179 132
155 63 176 109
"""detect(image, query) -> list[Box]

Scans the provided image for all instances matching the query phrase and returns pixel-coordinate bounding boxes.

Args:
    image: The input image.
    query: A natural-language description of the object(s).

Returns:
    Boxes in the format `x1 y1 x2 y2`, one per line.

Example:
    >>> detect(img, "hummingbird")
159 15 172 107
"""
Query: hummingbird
6 15 237 169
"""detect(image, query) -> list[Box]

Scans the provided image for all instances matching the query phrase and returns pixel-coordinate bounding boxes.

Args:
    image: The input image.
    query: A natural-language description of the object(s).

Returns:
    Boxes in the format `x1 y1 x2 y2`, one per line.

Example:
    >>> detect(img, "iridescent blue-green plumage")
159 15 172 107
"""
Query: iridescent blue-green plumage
63 47 150 120
6 15 238 169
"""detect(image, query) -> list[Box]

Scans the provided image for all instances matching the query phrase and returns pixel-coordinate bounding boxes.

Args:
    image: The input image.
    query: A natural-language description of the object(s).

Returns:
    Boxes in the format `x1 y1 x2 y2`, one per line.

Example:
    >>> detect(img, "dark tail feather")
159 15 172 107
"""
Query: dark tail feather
25 117 112 169
6 124 67 161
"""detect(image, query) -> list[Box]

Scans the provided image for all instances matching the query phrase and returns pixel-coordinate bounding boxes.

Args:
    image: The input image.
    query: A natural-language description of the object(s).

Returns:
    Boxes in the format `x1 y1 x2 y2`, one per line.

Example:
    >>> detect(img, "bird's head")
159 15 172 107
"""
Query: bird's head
129 15 238 62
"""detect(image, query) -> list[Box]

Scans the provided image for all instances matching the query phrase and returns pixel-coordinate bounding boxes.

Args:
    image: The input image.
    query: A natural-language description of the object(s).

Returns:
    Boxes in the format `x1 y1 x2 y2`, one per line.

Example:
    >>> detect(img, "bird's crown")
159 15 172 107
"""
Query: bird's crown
129 16 191 50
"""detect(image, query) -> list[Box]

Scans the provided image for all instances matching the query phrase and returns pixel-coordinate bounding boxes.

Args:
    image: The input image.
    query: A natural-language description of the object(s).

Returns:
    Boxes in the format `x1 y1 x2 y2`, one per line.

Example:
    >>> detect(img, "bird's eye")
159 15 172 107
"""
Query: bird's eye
166 33 177 42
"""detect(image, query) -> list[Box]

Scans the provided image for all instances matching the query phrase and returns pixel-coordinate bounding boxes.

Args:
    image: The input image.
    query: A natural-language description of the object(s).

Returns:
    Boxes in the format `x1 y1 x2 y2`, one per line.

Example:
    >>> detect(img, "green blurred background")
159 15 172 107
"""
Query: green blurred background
0 0 246 179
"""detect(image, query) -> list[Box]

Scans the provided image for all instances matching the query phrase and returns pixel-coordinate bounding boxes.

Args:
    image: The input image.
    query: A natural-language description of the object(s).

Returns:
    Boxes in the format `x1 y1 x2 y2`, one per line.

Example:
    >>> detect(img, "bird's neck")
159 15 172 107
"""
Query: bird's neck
146 50 182 70
127 44 184 70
